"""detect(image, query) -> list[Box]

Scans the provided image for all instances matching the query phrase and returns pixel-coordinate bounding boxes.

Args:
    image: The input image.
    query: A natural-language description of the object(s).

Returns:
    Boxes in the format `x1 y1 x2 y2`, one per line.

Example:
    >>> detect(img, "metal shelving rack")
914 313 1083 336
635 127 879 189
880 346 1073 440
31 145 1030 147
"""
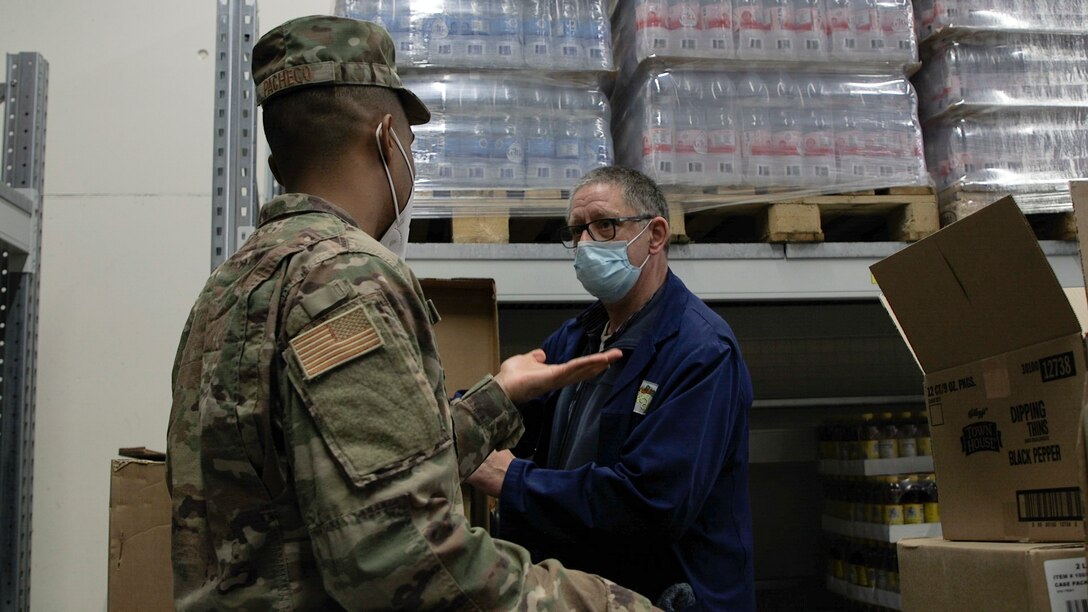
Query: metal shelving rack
0 51 47 612
210 0 258 271
407 241 1084 302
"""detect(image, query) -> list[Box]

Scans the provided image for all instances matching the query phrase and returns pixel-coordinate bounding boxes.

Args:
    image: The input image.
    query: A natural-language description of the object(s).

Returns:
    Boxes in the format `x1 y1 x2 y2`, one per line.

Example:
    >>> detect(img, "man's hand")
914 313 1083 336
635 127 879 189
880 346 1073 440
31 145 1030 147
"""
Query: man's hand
466 449 515 497
494 348 622 404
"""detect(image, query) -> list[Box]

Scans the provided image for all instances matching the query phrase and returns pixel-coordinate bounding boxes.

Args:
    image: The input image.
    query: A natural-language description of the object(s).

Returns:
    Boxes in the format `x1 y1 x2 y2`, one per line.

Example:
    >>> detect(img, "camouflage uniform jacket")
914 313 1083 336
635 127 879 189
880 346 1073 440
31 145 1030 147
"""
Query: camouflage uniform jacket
167 194 655 611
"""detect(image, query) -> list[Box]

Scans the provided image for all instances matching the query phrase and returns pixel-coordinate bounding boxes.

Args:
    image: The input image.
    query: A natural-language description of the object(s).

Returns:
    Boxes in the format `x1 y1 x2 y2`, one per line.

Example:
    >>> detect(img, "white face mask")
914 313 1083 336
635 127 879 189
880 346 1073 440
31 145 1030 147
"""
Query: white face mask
376 123 415 260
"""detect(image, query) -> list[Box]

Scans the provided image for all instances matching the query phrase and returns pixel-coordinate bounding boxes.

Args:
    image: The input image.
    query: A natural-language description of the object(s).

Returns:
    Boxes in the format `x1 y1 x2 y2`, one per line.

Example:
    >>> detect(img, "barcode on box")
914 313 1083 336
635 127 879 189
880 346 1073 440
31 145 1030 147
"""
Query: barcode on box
1067 600 1088 612
1017 487 1083 522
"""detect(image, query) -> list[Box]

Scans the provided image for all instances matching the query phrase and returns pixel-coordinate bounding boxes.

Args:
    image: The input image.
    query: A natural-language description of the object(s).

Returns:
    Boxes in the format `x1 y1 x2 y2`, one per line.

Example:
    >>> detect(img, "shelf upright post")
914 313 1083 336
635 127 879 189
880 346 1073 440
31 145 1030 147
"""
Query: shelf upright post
0 51 48 612
210 0 259 270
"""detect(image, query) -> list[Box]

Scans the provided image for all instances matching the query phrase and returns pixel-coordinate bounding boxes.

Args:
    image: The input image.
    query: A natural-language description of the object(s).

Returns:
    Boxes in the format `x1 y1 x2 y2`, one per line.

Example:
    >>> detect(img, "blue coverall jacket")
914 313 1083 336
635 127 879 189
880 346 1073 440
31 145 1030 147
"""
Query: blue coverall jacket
498 271 755 611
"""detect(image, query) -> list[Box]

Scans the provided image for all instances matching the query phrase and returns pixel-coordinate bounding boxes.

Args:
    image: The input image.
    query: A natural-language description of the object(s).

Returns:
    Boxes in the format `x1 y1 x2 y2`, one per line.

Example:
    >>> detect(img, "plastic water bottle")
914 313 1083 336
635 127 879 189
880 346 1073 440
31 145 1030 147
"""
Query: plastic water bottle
769 73 805 185
524 0 552 68
827 0 856 59
339 0 380 21
735 0 770 59
739 73 772 186
582 115 614 175
669 0 703 56
853 0 879 59
428 1 456 65
554 0 584 69
385 0 419 64
701 0 735 58
769 0 795 58
706 73 740 184
583 0 612 69
525 85 558 187
463 0 492 64
879 0 915 61
834 107 866 185
556 116 585 181
453 81 492 185
637 0 671 56
801 77 836 185
644 74 676 182
674 73 709 184
491 0 523 67
492 81 525 186
792 0 827 59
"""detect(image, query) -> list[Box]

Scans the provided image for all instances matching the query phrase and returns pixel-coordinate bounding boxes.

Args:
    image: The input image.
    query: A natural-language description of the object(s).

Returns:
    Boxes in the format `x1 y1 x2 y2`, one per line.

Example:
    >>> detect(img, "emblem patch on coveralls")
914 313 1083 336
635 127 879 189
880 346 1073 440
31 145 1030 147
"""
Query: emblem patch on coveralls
634 381 658 415
290 305 383 380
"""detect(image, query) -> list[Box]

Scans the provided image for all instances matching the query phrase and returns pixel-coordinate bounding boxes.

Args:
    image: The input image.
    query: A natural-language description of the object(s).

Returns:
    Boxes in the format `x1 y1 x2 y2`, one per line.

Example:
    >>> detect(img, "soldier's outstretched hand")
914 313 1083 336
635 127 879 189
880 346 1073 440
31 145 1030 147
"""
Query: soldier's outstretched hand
494 348 622 404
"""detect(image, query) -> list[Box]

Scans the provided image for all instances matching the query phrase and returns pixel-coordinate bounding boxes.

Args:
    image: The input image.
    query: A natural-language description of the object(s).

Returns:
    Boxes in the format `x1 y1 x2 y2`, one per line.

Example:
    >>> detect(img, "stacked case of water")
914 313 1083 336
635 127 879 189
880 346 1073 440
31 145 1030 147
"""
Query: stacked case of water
923 108 1088 211
913 32 1088 121
334 0 618 196
612 0 918 67
914 0 1088 42
613 68 928 190
335 0 613 70
912 2 1088 214
407 75 614 189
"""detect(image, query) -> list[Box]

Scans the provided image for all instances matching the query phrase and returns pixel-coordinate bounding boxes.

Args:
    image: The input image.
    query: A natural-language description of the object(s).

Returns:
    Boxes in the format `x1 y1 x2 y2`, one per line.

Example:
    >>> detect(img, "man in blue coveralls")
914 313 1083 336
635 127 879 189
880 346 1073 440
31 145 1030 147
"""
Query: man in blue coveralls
468 166 755 611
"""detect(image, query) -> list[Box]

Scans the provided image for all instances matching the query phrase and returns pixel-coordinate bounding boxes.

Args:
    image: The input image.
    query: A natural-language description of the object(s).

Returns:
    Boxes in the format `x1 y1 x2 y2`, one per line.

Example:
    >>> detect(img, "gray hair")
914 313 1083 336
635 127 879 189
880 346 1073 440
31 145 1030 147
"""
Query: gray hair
569 166 670 221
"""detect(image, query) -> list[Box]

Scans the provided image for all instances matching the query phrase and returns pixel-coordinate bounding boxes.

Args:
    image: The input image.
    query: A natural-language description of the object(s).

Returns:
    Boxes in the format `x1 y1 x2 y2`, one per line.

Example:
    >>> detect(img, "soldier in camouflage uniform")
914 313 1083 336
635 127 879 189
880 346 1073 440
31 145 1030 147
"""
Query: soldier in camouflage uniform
167 15 658 612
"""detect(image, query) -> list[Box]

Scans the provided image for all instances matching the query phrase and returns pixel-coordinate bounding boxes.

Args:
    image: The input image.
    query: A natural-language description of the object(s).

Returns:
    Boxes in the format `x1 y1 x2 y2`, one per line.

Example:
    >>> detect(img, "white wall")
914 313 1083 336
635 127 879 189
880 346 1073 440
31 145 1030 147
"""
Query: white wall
0 0 323 609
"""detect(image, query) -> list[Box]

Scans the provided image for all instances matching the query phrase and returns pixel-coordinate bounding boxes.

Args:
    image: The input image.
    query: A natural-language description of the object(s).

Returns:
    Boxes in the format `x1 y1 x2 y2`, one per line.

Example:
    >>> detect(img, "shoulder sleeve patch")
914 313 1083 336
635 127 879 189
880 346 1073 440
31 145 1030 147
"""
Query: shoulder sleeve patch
300 278 354 319
289 305 383 380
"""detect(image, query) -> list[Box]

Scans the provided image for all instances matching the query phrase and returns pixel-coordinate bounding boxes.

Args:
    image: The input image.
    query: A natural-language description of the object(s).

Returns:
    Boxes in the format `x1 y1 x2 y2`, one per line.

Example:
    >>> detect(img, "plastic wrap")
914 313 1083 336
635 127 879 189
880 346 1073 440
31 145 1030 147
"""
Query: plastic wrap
914 0 1088 41
334 0 614 71
613 66 929 192
924 108 1088 212
914 32 1088 121
404 74 614 190
611 0 918 68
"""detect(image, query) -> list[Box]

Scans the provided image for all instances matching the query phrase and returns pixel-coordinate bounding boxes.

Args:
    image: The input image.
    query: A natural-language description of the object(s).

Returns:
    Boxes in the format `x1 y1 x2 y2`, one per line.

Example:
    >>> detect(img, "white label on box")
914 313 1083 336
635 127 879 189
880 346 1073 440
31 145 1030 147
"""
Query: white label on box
1044 557 1088 612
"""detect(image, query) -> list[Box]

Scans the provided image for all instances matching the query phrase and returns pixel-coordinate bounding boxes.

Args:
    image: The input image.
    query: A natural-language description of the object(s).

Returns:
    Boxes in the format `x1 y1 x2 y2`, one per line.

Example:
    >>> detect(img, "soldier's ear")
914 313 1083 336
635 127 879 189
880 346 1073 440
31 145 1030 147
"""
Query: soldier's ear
375 113 396 159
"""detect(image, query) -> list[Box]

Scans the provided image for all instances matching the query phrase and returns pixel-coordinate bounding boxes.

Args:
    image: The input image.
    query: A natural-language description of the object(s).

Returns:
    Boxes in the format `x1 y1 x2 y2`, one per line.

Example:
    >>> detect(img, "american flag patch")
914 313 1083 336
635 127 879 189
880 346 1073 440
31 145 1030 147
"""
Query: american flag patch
289 305 383 380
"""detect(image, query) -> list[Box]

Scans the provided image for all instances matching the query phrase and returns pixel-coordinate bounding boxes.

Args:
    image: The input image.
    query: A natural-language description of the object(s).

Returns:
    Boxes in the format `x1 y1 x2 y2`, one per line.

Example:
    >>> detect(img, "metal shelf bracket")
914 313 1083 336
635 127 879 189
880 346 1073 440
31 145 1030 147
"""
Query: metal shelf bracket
210 0 259 270
0 50 48 612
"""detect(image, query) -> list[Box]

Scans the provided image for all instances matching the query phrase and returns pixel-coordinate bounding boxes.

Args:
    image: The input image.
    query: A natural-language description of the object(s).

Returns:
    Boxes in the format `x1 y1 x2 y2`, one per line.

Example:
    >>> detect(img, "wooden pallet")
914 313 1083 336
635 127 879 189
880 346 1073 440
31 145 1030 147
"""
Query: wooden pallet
417 189 571 244
413 185 938 244
939 188 1077 241
673 186 938 243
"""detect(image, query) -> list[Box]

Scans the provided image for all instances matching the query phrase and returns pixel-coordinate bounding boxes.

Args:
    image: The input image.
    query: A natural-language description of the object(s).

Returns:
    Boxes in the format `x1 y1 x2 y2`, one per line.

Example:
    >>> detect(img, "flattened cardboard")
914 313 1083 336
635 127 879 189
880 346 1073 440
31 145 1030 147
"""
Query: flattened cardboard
108 459 173 611
898 537 1086 612
873 197 1086 542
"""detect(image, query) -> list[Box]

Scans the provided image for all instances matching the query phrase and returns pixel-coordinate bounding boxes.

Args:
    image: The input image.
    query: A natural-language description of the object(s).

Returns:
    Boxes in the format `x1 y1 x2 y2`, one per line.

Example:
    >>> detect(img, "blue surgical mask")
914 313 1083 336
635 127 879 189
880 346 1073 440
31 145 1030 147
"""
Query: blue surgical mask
574 222 651 303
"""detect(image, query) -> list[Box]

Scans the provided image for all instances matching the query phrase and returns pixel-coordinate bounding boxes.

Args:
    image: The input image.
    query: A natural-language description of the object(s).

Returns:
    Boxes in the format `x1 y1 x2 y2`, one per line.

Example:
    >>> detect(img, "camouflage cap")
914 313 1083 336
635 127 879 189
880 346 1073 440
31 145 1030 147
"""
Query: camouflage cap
252 15 430 124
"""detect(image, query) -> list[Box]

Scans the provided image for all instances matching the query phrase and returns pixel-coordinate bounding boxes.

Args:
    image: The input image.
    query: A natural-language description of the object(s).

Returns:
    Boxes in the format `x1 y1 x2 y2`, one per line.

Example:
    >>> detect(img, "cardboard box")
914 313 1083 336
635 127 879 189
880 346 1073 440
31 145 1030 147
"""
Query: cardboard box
872 197 1085 541
108 458 173 611
421 278 502 528
898 537 1087 612
420 278 501 394
1071 180 1088 552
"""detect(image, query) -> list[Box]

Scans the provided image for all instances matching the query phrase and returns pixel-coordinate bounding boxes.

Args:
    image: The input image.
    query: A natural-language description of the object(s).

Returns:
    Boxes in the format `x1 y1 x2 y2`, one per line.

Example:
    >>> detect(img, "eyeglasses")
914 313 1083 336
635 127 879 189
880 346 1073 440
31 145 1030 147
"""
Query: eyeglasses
558 215 653 248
